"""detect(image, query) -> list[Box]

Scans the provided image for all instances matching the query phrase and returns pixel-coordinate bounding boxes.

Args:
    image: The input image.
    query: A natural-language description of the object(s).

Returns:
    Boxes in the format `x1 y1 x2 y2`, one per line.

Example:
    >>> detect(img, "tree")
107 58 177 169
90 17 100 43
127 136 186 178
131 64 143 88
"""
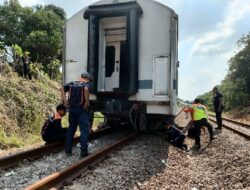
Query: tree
220 33 250 109
0 0 66 77
198 91 213 110
0 42 7 72
44 4 66 20
228 33 250 94
0 0 23 46
23 5 65 71
48 59 61 79
199 32 250 111
11 44 25 76
0 42 5 58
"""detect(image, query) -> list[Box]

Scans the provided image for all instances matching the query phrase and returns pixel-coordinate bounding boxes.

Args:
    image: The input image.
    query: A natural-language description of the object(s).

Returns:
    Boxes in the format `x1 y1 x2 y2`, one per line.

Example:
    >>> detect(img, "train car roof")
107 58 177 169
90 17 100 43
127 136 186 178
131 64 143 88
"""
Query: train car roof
68 0 176 21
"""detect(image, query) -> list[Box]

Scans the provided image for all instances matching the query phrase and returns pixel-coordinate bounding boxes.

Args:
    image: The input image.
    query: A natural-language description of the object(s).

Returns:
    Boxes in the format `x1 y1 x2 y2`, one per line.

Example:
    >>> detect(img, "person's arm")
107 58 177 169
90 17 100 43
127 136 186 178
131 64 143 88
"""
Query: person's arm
61 83 70 106
60 87 66 103
218 95 223 111
83 86 90 110
183 107 192 113
184 106 194 114
51 119 64 132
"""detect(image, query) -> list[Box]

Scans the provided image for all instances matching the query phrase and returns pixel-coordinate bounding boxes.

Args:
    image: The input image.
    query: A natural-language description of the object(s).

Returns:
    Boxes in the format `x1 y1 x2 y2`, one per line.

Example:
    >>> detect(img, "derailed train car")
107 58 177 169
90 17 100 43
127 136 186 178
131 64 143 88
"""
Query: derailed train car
63 0 179 130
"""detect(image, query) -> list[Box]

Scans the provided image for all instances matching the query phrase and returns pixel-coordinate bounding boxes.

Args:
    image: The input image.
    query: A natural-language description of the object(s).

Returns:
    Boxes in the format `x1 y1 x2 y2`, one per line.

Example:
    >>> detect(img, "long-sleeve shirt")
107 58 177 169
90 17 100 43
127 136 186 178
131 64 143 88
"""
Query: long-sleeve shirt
41 113 64 136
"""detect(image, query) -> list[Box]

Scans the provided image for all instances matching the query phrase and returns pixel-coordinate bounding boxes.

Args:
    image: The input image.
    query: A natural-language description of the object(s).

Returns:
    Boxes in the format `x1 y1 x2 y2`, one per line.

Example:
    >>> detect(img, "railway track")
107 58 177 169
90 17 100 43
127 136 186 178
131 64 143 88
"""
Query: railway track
0 128 112 170
208 114 250 139
25 132 138 190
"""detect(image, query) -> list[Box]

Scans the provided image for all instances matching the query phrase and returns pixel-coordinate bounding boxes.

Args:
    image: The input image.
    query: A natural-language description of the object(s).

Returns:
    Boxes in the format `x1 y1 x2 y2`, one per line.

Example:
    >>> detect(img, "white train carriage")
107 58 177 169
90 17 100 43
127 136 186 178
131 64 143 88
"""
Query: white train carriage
63 0 179 129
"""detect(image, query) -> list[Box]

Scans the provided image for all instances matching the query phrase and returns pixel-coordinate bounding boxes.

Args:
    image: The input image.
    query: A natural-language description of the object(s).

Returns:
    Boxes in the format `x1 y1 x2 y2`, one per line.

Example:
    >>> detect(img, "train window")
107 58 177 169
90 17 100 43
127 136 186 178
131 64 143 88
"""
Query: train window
105 46 115 77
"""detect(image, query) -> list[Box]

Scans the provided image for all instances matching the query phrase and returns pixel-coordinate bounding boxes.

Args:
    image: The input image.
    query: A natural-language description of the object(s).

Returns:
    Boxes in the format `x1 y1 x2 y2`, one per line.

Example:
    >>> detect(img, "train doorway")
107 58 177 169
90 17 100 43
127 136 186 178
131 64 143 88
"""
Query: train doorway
84 2 142 95
98 16 127 92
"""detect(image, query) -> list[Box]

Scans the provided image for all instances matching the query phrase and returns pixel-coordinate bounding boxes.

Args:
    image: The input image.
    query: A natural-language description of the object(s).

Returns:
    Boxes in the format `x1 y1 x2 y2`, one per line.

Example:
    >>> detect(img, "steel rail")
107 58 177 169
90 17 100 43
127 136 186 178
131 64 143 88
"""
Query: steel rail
25 132 138 190
209 116 250 140
0 128 112 169
208 114 250 129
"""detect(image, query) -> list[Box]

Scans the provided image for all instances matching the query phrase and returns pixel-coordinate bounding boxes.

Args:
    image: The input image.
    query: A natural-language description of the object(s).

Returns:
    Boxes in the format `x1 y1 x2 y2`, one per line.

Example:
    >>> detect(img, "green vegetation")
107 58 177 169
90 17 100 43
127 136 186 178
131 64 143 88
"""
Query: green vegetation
0 65 60 149
198 32 250 115
0 65 104 149
0 1 106 149
93 112 105 130
0 1 66 148
0 0 66 80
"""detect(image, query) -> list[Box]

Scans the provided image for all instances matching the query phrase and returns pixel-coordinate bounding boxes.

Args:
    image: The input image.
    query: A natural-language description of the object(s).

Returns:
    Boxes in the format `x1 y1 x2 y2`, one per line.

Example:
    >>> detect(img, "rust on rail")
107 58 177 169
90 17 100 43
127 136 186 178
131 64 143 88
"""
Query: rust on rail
25 132 138 190
0 128 112 169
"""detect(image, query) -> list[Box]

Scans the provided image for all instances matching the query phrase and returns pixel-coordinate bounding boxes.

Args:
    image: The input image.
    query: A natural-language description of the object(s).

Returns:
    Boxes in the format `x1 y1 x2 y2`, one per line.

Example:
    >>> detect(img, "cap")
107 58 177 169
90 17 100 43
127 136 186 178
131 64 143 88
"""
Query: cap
81 72 93 81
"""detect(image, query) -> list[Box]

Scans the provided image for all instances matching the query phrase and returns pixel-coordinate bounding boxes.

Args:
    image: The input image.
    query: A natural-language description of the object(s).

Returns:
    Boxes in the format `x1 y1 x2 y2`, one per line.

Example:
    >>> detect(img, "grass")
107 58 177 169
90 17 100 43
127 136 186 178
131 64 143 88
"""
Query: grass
93 112 105 130
61 112 105 132
0 66 60 149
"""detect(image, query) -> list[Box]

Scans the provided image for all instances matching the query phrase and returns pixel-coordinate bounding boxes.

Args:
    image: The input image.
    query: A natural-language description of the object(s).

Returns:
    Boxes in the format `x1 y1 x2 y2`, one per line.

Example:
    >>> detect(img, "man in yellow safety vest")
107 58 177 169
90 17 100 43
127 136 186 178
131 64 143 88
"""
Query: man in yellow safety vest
185 98 215 149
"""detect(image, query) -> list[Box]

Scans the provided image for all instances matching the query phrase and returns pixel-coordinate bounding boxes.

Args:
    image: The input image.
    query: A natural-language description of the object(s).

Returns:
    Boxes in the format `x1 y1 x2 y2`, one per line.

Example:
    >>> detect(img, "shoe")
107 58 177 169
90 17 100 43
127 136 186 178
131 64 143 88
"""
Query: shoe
183 144 188 150
65 150 72 157
192 144 201 150
80 152 89 159
215 127 222 130
210 136 217 141
180 144 189 151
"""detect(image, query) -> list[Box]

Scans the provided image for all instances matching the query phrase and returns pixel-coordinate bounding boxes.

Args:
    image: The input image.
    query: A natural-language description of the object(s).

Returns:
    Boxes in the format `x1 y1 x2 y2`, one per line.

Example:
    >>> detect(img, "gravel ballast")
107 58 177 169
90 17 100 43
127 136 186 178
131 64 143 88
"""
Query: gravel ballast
0 131 128 189
1 111 249 190
63 112 250 190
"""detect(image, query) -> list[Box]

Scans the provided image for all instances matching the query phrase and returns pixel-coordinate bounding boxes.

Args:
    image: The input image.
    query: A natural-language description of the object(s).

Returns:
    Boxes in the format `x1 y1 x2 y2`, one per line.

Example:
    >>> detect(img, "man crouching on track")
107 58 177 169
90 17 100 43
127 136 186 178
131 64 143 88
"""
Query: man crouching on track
185 98 215 149
61 72 92 158
41 104 67 143
164 122 188 151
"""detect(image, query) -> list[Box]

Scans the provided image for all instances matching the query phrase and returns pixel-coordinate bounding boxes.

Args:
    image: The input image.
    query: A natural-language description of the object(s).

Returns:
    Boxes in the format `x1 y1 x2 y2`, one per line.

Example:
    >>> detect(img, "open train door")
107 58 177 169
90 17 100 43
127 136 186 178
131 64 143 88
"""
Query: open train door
84 2 143 96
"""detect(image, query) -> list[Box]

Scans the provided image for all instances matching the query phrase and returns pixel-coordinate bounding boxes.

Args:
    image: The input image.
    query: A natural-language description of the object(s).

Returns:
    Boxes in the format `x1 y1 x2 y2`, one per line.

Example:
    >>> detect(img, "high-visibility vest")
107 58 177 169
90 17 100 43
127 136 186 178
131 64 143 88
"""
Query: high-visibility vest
191 103 208 121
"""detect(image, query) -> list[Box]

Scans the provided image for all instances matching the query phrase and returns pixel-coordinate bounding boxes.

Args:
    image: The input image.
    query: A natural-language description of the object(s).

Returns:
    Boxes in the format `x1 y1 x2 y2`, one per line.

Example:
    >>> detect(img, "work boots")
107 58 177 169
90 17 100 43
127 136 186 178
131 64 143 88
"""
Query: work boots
215 127 222 130
80 151 88 159
65 149 72 157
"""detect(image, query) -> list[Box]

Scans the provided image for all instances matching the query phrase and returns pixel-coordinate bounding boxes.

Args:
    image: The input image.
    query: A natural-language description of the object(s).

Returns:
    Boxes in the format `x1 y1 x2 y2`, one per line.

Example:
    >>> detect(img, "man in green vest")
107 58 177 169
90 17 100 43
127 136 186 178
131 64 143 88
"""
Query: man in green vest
187 98 215 149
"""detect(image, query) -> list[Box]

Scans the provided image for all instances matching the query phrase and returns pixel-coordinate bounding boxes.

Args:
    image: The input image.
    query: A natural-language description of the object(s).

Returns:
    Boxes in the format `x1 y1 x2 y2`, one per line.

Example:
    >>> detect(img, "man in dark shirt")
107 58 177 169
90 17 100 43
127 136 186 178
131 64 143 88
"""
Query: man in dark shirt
213 86 224 130
61 72 92 158
165 124 188 150
41 104 67 143
22 55 32 80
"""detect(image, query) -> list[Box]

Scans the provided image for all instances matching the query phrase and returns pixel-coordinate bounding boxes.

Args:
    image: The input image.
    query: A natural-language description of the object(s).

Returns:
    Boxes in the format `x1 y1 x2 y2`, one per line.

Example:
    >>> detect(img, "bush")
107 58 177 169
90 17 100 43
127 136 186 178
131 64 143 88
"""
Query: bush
0 69 60 148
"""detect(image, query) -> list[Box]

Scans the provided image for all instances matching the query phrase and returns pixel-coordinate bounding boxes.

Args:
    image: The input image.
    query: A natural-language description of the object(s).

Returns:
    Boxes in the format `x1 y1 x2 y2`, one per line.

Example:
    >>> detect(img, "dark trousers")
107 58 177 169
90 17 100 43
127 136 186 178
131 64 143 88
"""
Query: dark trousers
42 128 67 143
173 134 186 149
215 111 222 128
193 118 214 147
23 66 32 80
65 107 89 154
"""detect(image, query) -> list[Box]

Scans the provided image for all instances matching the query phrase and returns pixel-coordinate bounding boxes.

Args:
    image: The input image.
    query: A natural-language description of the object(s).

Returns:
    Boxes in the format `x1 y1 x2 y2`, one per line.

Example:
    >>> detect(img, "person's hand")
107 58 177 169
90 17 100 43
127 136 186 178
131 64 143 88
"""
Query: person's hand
63 101 69 108
83 102 89 110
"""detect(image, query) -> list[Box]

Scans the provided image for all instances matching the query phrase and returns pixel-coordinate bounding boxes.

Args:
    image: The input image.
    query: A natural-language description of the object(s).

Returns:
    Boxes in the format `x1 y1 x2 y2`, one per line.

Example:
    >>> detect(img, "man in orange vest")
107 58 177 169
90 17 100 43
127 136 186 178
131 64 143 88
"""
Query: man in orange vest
185 98 215 149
